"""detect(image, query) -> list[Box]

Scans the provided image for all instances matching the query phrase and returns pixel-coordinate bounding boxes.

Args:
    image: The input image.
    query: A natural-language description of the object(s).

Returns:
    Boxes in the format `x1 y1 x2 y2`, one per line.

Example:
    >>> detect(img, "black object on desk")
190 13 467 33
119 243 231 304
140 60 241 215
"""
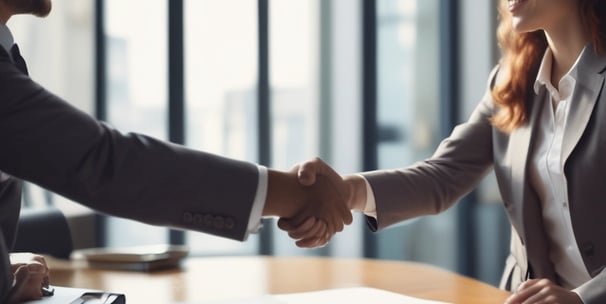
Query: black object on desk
42 286 55 297
70 292 126 304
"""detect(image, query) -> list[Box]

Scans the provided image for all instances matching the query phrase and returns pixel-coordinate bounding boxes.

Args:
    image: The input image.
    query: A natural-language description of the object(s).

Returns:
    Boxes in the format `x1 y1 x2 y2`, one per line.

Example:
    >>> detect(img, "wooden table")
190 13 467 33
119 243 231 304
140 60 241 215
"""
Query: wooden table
48 256 511 303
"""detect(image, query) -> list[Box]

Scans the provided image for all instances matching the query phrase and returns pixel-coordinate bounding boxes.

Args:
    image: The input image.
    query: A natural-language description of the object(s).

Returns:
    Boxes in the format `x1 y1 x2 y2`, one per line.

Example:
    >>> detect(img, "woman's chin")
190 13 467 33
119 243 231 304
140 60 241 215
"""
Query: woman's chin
511 18 537 34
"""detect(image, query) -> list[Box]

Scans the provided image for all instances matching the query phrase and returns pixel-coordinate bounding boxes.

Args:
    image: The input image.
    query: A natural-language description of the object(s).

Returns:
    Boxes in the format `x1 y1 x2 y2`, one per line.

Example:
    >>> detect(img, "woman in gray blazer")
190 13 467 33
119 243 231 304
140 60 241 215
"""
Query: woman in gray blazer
285 0 606 303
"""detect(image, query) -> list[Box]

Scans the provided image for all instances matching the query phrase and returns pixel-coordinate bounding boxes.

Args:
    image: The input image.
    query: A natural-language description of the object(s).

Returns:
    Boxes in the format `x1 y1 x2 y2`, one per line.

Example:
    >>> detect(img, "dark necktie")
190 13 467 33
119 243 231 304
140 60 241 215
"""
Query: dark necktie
10 44 29 75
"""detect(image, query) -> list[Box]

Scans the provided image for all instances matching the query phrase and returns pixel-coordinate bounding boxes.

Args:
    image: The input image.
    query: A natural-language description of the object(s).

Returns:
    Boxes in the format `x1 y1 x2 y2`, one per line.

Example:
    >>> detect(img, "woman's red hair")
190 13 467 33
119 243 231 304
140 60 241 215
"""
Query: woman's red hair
491 0 606 133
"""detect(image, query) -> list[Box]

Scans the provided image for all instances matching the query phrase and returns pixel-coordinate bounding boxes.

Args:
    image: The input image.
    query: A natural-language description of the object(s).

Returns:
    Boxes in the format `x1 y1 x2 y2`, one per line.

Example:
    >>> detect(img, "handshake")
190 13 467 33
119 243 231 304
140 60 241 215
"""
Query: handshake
262 157 368 248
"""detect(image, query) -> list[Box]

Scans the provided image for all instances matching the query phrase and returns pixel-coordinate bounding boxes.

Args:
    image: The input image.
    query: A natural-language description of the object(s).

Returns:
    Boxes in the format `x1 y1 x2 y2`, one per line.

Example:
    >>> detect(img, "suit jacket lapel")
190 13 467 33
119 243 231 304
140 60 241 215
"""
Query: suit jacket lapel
509 86 559 280
562 46 606 162
509 87 546 238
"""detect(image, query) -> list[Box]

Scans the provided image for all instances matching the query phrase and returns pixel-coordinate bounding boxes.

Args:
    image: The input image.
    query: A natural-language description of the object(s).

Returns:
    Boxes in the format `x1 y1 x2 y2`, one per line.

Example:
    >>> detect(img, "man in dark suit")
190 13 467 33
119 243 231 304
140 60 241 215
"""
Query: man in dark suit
0 0 352 302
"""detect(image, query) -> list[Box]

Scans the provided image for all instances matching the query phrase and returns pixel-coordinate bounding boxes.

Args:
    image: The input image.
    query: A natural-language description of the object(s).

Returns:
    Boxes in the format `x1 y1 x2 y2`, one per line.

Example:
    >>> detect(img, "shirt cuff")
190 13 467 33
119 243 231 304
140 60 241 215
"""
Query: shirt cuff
244 165 268 240
358 174 377 218
572 287 587 304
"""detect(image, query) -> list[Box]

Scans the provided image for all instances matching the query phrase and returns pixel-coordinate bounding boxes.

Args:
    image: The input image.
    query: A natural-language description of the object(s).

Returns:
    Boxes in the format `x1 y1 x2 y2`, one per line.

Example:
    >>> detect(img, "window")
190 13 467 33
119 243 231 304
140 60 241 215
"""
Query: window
183 0 259 255
103 0 168 247
11 0 95 215
102 0 323 256
373 0 458 271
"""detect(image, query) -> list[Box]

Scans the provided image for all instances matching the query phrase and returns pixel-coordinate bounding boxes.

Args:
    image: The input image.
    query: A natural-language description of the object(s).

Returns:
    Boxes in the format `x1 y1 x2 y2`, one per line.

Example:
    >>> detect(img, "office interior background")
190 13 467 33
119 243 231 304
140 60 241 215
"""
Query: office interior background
11 0 511 287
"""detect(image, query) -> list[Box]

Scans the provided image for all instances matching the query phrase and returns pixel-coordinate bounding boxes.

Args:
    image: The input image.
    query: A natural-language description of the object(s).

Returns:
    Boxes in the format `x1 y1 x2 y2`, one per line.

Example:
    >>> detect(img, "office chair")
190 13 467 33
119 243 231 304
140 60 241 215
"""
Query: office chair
13 208 74 259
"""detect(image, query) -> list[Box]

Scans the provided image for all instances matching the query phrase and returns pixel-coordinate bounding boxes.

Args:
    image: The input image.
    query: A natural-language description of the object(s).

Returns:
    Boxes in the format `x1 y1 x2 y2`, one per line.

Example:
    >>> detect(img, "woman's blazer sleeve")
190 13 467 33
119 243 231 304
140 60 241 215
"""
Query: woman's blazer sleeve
362 66 499 231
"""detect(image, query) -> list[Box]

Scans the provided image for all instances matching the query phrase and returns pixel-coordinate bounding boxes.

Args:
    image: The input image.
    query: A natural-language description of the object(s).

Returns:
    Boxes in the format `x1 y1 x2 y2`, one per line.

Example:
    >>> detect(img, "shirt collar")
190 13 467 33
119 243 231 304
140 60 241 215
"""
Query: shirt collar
533 46 584 100
534 48 554 95
0 22 15 56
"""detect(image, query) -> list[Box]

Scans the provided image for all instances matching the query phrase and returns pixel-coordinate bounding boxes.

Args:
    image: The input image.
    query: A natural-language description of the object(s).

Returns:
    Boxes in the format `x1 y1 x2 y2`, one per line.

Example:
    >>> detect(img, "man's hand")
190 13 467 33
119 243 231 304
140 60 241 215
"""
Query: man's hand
504 278 583 304
296 157 367 211
276 157 366 248
7 253 50 303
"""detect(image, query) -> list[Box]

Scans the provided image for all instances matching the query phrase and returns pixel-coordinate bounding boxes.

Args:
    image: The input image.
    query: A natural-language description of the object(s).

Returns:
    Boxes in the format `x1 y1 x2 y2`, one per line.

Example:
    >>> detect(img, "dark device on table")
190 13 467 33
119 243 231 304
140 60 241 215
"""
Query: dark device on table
69 292 126 304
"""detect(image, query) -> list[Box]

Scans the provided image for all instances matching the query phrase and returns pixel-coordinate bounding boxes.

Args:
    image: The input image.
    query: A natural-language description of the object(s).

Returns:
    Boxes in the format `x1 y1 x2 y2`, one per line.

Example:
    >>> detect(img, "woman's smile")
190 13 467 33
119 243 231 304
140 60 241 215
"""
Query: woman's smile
509 0 529 13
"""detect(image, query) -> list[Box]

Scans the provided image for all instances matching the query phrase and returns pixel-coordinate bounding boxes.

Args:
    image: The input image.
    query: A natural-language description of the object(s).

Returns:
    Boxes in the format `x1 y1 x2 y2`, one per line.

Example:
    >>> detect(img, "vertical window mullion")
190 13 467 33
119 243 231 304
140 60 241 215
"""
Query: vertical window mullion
258 0 271 167
95 0 107 122
169 0 185 146
439 0 475 278
258 0 273 255
94 0 107 248
362 0 378 259
168 0 185 245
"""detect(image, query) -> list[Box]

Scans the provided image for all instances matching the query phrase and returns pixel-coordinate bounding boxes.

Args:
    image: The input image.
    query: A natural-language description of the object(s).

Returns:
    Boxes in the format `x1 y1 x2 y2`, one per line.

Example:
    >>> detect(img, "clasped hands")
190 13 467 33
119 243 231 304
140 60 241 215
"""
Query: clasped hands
265 157 364 248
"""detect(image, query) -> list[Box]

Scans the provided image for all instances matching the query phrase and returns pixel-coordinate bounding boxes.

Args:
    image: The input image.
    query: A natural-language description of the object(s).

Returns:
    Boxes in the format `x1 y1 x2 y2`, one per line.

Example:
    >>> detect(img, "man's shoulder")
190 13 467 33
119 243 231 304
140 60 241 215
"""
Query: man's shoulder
0 47 9 62
0 48 15 71
0 48 25 79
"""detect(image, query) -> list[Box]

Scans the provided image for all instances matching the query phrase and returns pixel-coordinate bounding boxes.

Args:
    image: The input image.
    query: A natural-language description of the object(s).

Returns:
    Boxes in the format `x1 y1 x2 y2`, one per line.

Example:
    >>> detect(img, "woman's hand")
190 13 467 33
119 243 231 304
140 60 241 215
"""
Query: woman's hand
504 278 583 304
7 253 50 303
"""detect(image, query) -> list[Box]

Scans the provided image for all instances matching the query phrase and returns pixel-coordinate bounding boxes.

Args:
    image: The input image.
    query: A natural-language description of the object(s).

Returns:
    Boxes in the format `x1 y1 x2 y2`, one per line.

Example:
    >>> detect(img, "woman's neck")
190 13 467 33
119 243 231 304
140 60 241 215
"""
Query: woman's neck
544 16 588 87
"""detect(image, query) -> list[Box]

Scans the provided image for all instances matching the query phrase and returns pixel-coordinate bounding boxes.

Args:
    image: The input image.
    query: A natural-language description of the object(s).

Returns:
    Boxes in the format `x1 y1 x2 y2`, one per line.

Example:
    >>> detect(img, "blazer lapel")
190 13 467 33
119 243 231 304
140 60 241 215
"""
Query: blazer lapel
562 46 606 162
510 87 560 280
509 87 546 238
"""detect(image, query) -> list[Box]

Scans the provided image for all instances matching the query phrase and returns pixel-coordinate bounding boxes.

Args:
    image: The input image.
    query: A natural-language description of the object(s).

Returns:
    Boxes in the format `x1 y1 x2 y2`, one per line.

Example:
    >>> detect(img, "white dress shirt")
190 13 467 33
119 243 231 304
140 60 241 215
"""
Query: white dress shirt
247 166 267 238
529 47 591 289
0 22 267 238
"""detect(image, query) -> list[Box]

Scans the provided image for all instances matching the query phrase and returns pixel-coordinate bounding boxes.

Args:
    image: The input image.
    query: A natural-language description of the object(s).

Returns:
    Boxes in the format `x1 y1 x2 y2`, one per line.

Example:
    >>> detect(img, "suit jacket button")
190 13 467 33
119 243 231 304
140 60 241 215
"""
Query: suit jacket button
182 212 193 224
225 218 235 230
213 216 225 229
193 214 203 226
203 214 214 227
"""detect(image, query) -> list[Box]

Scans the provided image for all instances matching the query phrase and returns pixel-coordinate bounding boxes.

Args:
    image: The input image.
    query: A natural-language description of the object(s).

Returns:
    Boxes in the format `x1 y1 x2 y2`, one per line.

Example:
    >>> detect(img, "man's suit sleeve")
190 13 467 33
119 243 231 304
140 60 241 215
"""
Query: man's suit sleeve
0 58 259 241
